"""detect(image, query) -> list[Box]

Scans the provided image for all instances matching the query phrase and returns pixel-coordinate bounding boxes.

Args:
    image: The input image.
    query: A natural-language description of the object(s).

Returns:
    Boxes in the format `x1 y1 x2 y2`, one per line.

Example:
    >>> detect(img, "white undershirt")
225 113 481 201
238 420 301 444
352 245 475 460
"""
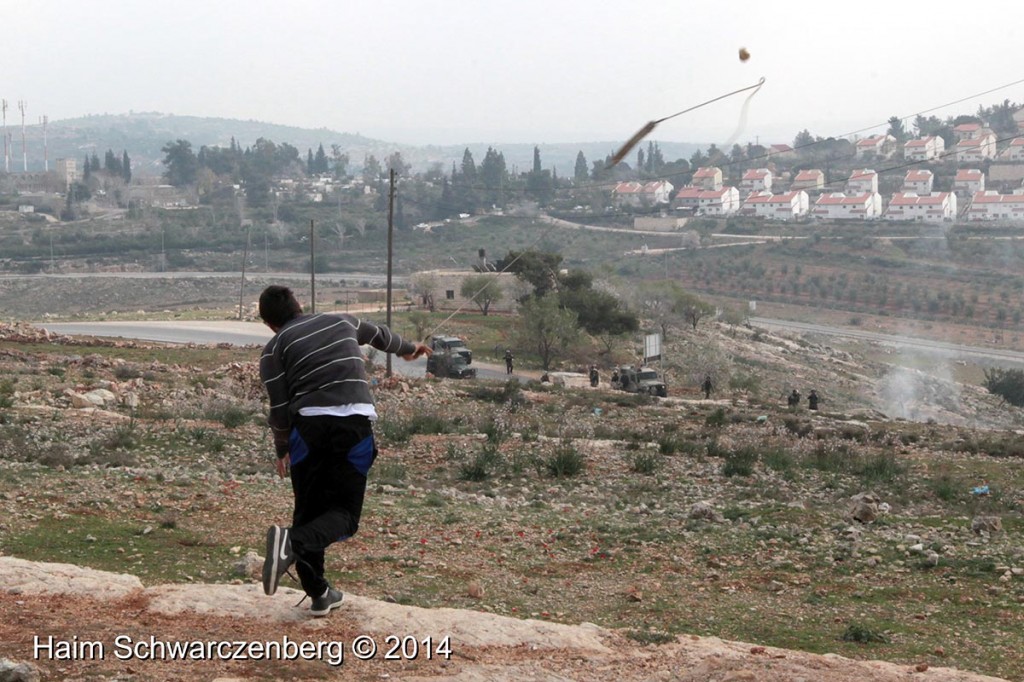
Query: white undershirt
298 403 378 420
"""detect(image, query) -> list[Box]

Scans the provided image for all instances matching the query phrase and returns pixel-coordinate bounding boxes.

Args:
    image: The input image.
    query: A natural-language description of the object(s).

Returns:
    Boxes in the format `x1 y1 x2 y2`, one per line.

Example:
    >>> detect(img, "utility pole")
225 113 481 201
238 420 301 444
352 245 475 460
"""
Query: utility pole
386 168 396 378
264 228 268 272
309 219 316 314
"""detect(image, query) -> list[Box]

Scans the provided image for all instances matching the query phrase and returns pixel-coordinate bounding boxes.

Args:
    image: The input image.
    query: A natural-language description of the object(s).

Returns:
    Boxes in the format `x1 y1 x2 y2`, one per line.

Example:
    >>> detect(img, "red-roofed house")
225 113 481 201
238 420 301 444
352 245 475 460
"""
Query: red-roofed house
767 144 795 159
739 168 773 193
953 123 993 142
791 169 825 192
847 169 878 195
673 186 740 215
692 166 723 191
903 136 945 162
613 180 674 207
1015 110 1024 132
854 134 897 159
955 134 997 163
966 190 1024 221
812 192 883 220
953 169 985 196
902 170 934 195
884 192 957 223
999 138 1024 162
741 190 809 220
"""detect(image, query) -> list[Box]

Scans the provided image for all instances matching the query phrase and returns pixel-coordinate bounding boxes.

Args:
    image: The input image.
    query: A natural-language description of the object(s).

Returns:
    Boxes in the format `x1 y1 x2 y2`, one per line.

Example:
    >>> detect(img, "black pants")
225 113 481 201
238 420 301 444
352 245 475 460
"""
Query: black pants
289 415 376 597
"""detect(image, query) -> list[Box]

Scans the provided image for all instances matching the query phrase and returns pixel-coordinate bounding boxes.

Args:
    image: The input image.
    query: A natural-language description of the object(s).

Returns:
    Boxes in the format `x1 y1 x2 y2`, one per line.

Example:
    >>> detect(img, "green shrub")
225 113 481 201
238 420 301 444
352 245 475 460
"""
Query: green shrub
857 452 904 485
705 408 727 428
783 418 812 438
840 623 889 644
630 451 660 475
930 473 960 502
545 441 585 478
459 445 503 482
722 447 757 477
762 447 795 474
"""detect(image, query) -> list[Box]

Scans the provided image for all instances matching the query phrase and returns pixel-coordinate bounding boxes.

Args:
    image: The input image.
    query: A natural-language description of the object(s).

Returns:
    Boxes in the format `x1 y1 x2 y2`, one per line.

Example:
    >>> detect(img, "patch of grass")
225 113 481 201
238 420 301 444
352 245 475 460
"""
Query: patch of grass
103 422 140 451
803 442 854 473
782 418 812 438
209 404 251 429
3 514 226 583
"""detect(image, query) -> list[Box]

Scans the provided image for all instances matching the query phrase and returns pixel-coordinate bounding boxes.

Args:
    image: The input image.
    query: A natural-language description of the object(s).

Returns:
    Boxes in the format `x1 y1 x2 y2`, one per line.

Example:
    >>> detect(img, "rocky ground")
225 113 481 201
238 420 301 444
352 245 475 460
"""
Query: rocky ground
0 313 1023 681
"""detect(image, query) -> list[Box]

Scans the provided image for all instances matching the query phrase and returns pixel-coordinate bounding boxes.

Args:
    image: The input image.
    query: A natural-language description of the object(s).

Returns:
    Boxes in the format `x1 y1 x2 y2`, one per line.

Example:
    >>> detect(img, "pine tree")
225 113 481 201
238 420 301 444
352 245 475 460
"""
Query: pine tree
83 155 92 181
573 151 588 184
314 144 328 174
532 146 542 173
122 150 132 184
307 149 315 175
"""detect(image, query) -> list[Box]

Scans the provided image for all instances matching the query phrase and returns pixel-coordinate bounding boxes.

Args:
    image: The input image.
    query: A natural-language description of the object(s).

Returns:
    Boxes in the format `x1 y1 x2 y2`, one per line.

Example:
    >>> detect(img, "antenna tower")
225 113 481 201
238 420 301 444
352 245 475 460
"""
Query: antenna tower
1 100 7 172
18 100 27 172
41 116 48 171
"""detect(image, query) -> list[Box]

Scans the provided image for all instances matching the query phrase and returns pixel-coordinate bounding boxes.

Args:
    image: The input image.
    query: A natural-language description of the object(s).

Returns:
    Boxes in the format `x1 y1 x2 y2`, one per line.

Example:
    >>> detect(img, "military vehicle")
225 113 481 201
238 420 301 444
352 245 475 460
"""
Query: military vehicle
429 336 472 364
426 351 477 379
613 366 667 397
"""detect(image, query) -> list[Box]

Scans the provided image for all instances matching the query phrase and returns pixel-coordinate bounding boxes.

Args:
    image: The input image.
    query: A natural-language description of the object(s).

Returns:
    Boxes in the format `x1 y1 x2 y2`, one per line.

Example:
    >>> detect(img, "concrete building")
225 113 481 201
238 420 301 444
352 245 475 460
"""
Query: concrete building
884 192 957 222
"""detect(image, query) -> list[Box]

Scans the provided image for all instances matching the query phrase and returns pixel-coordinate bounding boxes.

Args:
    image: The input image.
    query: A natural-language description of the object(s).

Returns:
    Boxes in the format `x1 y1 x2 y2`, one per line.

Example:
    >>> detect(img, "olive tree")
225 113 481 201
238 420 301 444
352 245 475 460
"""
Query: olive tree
460 274 503 316
513 293 579 371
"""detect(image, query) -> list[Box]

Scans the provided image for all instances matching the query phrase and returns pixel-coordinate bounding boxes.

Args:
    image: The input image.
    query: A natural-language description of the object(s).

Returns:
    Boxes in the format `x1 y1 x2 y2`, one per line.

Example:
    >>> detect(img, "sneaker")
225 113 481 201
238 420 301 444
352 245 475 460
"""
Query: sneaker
262 525 296 596
310 586 344 617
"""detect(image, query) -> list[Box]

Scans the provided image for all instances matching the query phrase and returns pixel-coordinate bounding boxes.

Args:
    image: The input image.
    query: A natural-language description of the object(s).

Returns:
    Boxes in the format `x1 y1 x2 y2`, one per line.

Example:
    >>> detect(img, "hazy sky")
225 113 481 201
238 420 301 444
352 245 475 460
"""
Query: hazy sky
5 1 1023 147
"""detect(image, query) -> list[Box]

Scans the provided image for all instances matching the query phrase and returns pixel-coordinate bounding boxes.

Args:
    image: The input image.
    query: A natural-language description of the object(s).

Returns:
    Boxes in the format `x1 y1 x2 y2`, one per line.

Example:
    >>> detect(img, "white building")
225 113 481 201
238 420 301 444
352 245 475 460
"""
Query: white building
791 169 825 191
955 134 997 163
692 167 723 191
812 192 883 220
902 169 934 195
903 136 945 162
673 186 740 215
847 169 878 195
953 123 992 142
953 169 985 195
966 191 1024 221
999 138 1024 162
739 168 773 193
613 180 675 206
854 134 896 158
741 190 809 220
884 192 957 223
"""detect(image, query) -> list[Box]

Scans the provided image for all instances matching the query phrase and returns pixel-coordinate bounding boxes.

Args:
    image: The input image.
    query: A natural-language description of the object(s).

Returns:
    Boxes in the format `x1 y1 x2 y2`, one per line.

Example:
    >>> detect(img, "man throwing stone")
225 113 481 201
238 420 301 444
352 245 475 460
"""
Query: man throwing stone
258 285 430 616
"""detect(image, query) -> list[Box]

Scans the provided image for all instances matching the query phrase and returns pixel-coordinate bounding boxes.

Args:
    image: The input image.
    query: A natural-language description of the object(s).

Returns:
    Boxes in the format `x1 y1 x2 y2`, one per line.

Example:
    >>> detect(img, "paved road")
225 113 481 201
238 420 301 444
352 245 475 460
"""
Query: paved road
750 317 1024 365
40 321 525 382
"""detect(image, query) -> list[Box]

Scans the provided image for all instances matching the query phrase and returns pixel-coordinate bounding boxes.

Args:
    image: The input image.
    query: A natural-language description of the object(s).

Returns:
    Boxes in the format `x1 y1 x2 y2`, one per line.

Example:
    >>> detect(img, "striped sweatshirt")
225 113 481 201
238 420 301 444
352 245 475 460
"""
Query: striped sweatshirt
260 313 415 456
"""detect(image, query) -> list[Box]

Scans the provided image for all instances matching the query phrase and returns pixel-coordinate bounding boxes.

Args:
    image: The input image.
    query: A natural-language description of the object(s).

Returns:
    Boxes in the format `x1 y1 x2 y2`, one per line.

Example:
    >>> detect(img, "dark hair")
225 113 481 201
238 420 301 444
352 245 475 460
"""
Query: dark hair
259 285 302 328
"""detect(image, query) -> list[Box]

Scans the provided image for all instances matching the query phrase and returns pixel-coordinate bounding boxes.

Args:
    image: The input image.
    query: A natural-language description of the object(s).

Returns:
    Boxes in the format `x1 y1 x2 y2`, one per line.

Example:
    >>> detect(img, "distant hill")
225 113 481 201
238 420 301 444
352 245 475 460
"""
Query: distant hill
10 112 705 178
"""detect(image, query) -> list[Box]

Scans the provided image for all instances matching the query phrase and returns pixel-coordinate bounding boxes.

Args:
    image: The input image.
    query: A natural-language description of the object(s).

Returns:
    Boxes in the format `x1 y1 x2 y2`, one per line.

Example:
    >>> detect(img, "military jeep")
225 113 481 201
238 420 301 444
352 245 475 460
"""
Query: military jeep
614 366 667 397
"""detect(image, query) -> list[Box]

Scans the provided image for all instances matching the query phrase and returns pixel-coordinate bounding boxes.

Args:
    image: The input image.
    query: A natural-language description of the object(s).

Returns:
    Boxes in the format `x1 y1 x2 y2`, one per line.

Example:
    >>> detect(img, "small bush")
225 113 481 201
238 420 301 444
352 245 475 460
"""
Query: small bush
930 473 960 502
406 413 451 436
783 418 812 438
545 441 585 478
630 451 660 475
857 452 904 484
705 408 727 428
722 447 757 477
762 447 795 474
658 434 682 455
215 406 251 429
459 445 503 482
804 442 854 473
113 365 142 380
840 623 888 644
373 458 407 485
